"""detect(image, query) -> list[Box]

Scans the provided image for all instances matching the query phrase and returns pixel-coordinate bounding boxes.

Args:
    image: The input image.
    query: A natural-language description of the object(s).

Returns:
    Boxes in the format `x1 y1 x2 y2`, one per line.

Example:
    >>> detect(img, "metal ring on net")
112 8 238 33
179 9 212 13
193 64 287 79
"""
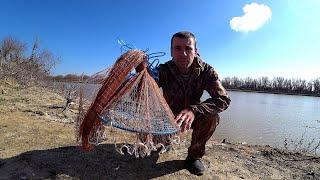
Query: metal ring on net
88 124 107 145
155 143 166 154
135 142 150 158
172 135 181 144
117 144 134 155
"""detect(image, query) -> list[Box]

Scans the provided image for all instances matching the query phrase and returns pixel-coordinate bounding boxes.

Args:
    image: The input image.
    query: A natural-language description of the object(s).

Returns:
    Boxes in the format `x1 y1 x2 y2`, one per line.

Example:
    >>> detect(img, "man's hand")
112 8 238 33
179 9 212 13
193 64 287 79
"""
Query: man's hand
175 108 195 132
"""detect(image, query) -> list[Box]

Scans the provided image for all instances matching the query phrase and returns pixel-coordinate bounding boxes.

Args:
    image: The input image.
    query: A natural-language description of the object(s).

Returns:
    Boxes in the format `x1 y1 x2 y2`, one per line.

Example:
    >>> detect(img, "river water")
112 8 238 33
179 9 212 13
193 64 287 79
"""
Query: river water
55 82 319 151
214 91 320 150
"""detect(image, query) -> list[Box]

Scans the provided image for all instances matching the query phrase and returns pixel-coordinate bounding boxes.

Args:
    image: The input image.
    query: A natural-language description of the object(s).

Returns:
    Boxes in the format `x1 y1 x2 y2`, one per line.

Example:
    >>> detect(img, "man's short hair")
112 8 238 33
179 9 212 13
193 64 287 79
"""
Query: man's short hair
171 31 197 49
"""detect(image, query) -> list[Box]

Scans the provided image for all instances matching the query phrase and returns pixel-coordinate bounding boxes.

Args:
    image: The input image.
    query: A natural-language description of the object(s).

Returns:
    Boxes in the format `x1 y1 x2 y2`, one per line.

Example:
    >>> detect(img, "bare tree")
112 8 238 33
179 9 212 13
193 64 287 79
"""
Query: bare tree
272 77 285 91
313 78 320 95
222 76 319 96
0 37 27 79
0 36 60 87
292 79 307 93
257 77 270 90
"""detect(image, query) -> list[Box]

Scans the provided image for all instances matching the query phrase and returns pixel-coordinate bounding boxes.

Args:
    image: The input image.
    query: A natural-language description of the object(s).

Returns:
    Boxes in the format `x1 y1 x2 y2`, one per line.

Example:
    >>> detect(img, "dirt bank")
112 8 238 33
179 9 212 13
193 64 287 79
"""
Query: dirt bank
0 81 319 179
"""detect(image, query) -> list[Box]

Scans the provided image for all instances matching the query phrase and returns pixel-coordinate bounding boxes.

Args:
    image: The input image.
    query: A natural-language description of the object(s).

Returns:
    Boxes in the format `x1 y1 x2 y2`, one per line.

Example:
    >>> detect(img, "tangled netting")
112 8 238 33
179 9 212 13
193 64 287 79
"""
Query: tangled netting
76 50 180 158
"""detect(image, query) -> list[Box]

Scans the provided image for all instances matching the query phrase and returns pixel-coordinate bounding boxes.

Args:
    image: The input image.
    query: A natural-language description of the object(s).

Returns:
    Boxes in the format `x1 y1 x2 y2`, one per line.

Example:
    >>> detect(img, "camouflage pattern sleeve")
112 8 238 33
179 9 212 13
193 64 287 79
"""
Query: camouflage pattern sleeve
156 64 167 88
149 65 160 85
190 65 231 116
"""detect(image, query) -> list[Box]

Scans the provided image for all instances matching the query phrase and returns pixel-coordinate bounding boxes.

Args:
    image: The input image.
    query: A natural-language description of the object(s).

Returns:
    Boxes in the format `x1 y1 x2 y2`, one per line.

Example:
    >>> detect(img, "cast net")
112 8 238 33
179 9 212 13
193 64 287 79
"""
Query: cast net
76 49 180 157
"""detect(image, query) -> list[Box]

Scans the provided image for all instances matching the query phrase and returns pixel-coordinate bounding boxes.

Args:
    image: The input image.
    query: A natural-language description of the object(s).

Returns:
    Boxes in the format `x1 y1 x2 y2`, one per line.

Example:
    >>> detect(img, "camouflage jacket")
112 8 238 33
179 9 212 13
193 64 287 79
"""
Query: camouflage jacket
157 57 231 118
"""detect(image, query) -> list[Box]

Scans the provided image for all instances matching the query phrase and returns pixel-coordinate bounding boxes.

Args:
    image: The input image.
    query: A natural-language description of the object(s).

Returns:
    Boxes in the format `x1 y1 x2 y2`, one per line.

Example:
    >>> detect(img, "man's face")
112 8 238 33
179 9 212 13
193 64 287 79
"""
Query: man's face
171 37 197 74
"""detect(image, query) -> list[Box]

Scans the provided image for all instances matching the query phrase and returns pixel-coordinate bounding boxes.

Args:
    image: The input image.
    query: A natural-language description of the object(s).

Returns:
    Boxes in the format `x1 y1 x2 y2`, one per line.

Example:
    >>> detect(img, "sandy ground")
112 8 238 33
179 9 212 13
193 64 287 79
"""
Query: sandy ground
0 81 319 179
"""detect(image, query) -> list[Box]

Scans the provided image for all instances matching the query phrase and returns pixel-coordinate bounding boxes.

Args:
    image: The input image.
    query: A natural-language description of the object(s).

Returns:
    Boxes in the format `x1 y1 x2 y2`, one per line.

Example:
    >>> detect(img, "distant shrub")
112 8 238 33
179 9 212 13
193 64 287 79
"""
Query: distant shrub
0 37 60 87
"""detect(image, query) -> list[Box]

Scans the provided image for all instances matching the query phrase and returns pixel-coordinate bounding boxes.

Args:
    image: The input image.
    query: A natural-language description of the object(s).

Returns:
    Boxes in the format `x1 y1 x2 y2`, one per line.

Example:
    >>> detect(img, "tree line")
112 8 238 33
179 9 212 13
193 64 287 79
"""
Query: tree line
221 76 320 96
47 74 91 82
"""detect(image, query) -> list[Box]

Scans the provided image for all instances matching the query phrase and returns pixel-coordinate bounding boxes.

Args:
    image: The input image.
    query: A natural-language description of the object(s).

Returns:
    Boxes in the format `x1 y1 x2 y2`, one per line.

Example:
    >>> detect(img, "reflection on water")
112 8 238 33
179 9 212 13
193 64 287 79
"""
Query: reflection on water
214 91 320 150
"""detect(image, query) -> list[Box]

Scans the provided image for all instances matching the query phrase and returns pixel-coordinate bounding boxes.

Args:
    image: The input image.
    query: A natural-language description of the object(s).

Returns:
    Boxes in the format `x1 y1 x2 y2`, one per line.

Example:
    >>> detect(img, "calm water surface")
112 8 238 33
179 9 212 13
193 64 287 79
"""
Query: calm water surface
214 91 320 148
57 82 319 149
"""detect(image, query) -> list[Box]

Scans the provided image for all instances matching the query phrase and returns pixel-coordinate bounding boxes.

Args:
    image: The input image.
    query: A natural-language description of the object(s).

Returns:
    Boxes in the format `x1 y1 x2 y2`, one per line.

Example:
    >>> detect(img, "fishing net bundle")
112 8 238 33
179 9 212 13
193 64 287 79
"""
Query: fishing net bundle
75 49 180 158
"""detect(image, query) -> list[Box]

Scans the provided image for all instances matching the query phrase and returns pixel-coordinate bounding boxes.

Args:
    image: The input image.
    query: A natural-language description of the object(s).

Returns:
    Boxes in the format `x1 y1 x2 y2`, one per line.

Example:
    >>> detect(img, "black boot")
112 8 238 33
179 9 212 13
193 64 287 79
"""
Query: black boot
185 156 205 176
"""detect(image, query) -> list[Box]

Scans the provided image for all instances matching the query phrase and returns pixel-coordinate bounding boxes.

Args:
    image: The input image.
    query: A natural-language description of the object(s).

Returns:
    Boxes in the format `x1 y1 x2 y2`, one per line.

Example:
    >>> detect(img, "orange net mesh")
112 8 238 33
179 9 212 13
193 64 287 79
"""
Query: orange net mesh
76 50 180 157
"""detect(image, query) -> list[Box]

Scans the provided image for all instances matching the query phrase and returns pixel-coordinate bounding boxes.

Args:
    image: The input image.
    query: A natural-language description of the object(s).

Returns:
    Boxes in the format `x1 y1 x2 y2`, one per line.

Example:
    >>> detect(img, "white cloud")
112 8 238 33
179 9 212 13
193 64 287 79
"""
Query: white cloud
230 3 272 33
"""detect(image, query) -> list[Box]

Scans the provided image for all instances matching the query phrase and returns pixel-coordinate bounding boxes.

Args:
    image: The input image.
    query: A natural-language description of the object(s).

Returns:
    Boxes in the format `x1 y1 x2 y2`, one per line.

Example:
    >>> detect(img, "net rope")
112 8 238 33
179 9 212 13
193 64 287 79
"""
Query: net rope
76 49 180 157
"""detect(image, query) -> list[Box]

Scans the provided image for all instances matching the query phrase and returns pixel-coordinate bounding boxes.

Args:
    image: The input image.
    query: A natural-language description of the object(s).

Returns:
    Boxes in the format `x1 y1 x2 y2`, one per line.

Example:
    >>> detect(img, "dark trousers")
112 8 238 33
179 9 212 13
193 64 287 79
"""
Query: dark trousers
188 114 219 159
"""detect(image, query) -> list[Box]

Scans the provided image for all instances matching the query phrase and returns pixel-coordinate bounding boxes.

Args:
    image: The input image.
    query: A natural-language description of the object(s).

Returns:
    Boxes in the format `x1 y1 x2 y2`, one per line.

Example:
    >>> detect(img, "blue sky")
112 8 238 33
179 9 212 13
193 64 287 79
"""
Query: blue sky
1 0 320 80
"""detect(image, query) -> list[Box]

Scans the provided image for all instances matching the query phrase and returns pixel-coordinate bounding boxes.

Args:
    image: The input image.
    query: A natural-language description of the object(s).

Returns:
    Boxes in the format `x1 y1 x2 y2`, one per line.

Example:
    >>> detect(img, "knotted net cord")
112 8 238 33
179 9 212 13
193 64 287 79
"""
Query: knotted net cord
76 50 180 157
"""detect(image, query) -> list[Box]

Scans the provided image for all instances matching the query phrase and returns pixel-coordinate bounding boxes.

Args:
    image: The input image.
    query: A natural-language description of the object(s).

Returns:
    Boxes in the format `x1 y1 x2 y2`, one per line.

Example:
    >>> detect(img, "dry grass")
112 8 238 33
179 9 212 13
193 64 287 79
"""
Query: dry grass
0 80 76 158
0 111 76 158
0 80 319 179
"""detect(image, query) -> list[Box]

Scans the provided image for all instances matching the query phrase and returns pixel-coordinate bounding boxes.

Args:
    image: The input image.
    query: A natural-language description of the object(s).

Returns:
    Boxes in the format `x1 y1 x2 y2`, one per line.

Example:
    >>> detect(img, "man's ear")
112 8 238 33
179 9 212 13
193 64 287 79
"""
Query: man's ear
170 47 173 57
195 48 198 56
